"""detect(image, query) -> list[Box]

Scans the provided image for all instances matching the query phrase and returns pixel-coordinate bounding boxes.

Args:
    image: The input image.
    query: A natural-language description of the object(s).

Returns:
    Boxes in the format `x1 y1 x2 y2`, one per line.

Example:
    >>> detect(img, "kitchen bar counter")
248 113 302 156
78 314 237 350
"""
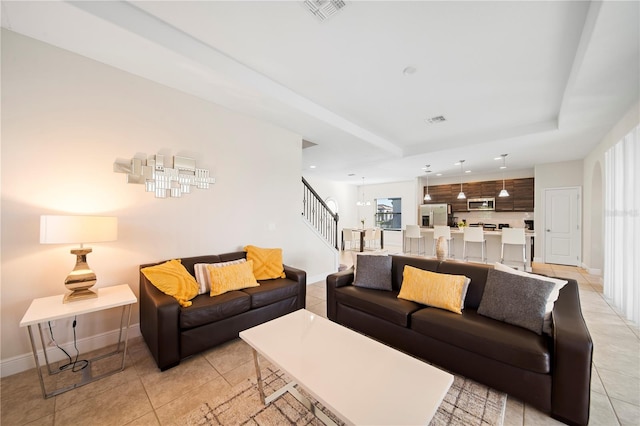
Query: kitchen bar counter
405 228 535 271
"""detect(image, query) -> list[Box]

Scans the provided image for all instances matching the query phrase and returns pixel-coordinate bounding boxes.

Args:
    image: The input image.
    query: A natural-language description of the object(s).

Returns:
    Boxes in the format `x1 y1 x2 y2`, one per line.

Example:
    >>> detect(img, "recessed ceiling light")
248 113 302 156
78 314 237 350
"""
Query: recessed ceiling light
403 66 417 76
310 165 316 169
436 173 443 176
465 170 471 173
454 162 461 166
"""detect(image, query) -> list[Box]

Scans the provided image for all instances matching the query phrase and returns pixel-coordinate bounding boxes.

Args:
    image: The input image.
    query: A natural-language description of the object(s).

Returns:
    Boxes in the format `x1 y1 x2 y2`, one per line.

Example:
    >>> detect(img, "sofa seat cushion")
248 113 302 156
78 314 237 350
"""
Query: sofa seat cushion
411 308 551 374
241 278 300 308
335 286 421 327
180 291 250 329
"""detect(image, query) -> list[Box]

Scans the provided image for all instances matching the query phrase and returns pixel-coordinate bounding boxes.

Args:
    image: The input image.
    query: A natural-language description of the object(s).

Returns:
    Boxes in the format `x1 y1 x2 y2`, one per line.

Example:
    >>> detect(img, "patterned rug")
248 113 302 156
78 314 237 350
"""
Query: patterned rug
180 366 506 426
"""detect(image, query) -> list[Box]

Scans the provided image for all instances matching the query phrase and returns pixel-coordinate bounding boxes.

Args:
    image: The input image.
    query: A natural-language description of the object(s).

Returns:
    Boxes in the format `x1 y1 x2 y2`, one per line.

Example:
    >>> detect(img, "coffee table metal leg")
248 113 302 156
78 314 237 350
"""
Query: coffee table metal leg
288 387 338 426
251 349 266 404
250 348 338 426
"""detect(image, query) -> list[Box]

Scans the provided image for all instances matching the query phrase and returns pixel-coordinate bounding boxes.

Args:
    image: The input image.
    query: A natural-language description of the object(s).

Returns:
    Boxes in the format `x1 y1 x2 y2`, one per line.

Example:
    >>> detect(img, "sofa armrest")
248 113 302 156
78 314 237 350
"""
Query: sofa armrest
284 264 307 310
550 279 593 426
326 267 355 320
139 272 181 371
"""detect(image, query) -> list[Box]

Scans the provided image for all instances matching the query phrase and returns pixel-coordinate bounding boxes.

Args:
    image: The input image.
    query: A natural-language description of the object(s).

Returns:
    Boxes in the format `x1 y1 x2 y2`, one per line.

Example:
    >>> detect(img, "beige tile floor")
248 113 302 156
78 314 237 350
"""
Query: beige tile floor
1 248 638 425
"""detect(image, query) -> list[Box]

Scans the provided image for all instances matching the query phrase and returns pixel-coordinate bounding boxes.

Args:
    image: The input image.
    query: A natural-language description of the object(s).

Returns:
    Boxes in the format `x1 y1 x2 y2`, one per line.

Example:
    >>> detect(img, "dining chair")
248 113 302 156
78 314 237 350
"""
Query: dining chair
342 228 356 251
363 228 377 250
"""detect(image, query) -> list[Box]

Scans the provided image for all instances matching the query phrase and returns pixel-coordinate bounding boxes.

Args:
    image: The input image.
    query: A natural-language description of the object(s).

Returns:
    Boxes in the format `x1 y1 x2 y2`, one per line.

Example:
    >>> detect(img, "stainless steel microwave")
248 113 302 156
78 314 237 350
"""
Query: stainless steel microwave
467 197 495 211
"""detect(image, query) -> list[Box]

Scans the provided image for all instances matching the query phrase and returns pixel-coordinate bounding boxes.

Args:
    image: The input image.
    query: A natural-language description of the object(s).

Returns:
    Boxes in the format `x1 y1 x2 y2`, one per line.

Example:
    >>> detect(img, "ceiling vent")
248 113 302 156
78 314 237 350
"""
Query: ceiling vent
426 116 446 124
303 0 347 22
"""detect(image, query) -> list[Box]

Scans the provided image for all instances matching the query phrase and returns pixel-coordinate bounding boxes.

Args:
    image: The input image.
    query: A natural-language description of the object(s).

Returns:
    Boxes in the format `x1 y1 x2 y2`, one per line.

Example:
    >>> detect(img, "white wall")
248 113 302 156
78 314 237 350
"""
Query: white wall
582 101 640 273
0 30 335 375
533 160 584 262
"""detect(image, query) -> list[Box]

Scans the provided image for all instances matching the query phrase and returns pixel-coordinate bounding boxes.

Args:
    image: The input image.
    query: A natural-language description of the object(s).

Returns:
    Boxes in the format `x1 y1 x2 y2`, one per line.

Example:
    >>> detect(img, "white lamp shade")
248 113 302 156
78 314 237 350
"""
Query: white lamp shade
40 215 118 244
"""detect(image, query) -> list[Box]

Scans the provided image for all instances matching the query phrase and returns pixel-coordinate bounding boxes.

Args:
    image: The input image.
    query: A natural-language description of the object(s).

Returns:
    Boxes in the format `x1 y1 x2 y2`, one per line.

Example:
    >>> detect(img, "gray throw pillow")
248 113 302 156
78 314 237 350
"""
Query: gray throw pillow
477 269 555 335
353 255 392 291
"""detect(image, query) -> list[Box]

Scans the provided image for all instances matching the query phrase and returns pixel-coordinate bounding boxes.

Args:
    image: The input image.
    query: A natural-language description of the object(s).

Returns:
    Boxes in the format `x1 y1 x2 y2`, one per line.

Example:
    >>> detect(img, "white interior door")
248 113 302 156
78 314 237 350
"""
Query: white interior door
544 187 581 266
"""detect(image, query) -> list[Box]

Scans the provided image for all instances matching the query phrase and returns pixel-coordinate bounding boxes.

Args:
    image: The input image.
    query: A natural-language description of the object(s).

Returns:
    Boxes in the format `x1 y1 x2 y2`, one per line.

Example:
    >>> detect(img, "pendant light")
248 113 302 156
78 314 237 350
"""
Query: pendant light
423 165 432 201
499 154 510 197
457 160 466 200
356 177 371 206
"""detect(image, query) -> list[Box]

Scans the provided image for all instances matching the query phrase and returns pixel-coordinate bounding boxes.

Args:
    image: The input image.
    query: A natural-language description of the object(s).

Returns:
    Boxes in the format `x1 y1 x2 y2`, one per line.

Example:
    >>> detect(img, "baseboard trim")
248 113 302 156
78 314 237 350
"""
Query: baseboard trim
1 323 141 378
307 272 333 285
582 264 602 276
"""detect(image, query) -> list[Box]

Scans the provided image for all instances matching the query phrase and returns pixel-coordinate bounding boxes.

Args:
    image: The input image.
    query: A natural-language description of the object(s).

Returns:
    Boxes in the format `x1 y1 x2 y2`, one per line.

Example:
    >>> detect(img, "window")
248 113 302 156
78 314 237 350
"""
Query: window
604 124 639 325
375 198 401 230
325 198 338 215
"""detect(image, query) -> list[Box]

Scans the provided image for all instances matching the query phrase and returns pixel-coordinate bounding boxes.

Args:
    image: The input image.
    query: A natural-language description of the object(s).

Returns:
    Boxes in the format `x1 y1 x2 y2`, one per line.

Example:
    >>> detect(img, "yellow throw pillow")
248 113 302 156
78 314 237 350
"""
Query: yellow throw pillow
397 266 470 314
141 259 199 307
243 245 286 280
208 260 260 297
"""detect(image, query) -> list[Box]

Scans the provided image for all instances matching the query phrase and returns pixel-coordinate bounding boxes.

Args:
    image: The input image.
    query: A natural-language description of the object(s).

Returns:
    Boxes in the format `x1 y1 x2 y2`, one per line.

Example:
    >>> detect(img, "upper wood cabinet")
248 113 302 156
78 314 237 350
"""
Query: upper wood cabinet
512 178 534 211
495 180 514 211
423 184 451 204
424 177 534 212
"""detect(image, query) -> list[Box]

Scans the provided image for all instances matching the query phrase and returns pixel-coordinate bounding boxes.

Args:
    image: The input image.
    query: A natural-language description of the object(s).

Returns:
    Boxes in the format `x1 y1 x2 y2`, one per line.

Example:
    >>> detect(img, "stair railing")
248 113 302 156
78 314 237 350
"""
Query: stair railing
302 177 339 250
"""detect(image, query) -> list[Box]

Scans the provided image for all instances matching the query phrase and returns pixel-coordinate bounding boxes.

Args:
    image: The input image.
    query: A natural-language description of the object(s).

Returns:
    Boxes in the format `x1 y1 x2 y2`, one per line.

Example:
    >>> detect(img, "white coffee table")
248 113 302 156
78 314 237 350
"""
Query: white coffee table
240 309 453 425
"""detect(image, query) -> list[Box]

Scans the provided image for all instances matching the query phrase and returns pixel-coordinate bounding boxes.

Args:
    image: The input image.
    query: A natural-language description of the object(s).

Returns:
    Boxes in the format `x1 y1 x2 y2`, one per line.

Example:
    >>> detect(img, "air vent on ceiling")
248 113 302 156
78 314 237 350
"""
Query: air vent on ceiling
303 0 347 22
426 116 446 124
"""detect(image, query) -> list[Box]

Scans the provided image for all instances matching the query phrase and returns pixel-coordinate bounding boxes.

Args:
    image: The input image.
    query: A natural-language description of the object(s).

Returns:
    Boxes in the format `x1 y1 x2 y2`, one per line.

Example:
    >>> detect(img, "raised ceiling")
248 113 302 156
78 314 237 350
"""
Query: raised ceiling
2 1 638 184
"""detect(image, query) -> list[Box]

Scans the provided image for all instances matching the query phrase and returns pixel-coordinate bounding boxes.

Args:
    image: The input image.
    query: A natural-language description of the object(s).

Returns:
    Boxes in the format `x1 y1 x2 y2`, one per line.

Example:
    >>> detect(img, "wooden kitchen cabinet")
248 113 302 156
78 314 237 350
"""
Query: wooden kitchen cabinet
513 178 534 211
424 184 452 203
495 180 514 211
424 177 534 212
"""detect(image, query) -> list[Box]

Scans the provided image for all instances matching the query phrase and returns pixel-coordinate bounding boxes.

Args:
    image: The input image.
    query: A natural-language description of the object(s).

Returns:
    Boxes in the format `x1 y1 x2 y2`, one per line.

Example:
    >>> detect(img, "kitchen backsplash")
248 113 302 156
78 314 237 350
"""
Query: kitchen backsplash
452 211 535 229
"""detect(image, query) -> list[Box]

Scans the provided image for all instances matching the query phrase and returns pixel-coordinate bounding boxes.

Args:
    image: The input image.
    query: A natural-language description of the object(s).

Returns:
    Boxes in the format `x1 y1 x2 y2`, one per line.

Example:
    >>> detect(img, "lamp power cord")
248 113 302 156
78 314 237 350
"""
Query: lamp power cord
47 316 88 372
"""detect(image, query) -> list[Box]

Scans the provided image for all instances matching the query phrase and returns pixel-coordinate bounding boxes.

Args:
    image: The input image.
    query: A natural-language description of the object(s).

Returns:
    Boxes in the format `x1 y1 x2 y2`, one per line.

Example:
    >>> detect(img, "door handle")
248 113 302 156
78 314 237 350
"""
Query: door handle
546 229 551 232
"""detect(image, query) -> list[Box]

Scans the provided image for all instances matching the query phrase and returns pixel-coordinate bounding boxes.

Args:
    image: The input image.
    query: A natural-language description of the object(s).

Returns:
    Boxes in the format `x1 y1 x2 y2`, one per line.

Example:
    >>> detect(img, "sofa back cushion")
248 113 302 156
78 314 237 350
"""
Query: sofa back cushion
437 261 492 310
141 252 248 282
391 255 440 291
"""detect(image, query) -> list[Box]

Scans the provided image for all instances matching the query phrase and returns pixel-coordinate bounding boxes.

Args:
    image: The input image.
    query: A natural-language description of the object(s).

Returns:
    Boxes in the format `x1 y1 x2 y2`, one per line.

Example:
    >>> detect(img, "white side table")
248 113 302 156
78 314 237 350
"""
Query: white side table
20 284 137 398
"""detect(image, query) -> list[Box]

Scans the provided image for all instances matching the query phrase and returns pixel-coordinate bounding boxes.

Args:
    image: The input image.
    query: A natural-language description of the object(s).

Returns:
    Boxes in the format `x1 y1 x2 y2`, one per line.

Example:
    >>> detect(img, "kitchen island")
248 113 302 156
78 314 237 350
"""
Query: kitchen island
404 228 536 271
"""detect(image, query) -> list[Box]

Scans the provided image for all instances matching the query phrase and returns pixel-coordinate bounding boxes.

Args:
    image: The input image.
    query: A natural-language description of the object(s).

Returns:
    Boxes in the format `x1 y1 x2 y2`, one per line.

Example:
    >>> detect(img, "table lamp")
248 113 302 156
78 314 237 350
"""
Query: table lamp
40 215 118 303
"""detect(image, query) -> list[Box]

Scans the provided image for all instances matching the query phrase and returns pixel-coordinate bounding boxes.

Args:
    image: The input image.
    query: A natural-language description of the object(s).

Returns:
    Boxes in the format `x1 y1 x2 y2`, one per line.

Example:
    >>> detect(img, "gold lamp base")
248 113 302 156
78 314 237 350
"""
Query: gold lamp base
64 248 98 304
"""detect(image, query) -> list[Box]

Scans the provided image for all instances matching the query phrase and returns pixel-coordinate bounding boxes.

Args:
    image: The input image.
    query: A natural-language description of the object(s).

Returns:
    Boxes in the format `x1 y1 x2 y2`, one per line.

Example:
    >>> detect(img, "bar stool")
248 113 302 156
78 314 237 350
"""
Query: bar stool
463 226 486 263
432 226 453 258
405 225 424 255
501 227 526 269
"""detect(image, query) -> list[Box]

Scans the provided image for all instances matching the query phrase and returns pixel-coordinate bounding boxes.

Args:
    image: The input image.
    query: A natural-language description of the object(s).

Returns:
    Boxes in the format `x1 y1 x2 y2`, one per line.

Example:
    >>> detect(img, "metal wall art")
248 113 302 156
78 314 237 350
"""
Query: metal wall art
114 154 215 198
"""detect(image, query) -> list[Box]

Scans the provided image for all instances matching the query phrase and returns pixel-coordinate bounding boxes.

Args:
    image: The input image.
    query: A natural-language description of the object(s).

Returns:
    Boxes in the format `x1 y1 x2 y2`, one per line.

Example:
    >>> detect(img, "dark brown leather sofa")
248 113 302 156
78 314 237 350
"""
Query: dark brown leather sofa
327 255 592 426
140 251 306 371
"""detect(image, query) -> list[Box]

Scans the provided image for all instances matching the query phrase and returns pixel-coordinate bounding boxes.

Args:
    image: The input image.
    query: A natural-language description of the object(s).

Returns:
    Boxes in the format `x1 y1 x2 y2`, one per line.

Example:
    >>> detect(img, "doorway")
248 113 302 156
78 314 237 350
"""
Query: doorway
544 187 581 266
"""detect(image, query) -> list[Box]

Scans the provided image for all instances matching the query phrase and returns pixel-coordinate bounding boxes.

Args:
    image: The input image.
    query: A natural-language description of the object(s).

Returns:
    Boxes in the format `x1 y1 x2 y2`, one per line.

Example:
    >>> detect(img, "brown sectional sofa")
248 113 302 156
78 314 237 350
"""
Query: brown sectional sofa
140 251 306 371
326 255 593 426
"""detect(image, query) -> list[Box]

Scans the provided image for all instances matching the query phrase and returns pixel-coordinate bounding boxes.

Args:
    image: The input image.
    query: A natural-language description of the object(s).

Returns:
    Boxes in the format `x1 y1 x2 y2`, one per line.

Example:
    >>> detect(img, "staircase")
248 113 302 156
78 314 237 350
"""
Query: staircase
302 177 339 250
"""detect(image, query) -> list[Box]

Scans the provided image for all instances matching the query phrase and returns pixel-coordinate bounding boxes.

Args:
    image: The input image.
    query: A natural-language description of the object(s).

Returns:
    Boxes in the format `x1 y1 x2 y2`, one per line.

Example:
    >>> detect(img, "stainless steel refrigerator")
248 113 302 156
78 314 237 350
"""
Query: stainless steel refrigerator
419 204 451 227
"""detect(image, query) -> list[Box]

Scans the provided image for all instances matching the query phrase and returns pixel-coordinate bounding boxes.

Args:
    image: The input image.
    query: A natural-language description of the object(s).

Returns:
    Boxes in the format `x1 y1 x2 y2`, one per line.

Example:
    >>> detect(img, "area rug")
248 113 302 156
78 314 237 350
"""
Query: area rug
180 366 506 426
